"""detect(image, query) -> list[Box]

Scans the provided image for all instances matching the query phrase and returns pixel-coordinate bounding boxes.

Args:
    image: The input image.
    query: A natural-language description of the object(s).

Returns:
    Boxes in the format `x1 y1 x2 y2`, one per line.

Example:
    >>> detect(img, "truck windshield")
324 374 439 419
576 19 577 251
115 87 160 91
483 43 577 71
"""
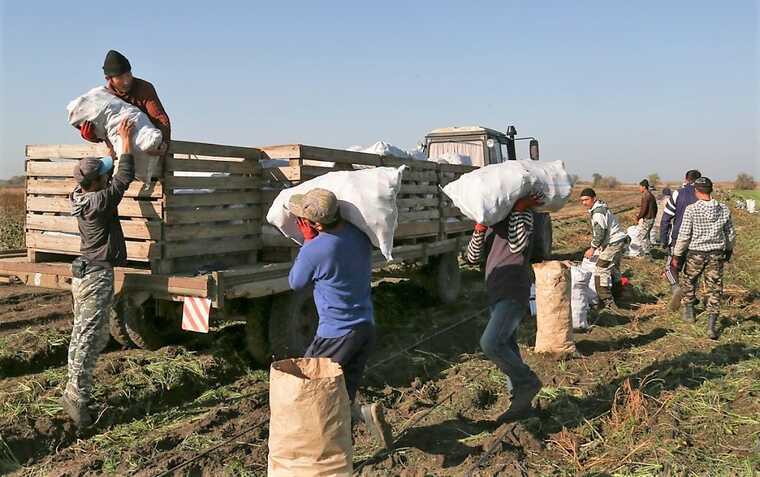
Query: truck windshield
428 141 484 166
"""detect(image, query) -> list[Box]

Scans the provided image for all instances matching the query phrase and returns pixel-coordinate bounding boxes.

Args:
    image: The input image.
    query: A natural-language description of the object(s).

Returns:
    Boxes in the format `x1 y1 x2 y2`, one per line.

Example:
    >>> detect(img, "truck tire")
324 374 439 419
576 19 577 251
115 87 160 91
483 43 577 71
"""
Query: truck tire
124 298 167 351
268 289 318 361
110 298 134 347
244 297 273 366
434 252 461 304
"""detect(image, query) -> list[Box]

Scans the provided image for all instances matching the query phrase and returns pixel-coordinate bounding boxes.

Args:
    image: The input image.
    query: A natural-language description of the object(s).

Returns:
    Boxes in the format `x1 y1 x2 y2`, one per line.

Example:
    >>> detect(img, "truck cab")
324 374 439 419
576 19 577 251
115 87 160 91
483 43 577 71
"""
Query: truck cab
424 125 539 166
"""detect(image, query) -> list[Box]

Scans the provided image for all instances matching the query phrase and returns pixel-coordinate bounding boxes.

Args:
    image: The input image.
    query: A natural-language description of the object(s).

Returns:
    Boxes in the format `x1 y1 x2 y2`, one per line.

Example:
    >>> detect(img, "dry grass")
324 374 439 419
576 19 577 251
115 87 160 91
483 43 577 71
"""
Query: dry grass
0 187 24 250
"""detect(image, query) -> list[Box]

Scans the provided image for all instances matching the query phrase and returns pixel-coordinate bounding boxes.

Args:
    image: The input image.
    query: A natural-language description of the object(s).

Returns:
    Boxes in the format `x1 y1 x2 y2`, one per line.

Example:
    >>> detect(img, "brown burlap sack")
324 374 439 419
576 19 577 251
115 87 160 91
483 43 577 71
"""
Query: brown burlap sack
268 358 352 476
533 261 576 355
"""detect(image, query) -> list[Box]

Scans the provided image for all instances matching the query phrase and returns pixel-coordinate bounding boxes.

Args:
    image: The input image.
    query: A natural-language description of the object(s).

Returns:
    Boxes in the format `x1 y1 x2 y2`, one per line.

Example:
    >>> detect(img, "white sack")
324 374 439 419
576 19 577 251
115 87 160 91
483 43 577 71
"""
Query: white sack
429 152 472 166
747 199 757 214
266 167 406 260
529 283 537 317
441 160 572 226
570 265 594 329
626 225 643 257
67 86 162 183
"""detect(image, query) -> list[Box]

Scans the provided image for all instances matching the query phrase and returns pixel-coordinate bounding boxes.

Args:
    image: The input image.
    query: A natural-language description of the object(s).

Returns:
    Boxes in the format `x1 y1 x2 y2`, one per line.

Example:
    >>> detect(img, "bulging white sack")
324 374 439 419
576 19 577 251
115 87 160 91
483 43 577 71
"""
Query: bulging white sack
67 86 162 183
266 167 406 261
441 160 572 226
570 265 594 329
626 225 643 257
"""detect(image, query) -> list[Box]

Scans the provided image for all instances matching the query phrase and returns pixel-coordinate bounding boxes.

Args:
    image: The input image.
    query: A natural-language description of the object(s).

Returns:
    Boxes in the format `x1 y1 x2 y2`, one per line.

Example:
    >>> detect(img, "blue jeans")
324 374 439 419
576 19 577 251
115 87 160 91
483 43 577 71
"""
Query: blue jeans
480 298 539 390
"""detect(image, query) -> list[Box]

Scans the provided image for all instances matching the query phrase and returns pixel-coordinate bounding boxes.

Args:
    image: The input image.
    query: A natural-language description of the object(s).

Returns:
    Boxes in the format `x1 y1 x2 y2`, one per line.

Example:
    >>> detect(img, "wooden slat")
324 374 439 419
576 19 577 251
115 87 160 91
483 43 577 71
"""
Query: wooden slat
169 140 262 159
380 156 438 170
26 144 110 159
164 237 260 259
396 197 439 208
399 184 439 195
445 221 474 233
26 178 162 198
164 222 260 241
26 196 161 218
438 163 477 173
442 207 465 218
299 145 383 167
165 176 261 190
25 214 160 240
165 191 262 208
165 206 261 225
260 144 303 160
395 222 439 237
26 232 157 260
26 161 77 177
399 210 440 222
401 170 438 182
165 157 256 174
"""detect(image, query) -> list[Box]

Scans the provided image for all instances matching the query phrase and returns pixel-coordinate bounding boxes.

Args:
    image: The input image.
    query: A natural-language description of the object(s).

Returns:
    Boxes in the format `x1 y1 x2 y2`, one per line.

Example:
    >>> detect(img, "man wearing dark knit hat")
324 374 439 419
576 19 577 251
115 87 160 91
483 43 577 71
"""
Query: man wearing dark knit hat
61 118 136 429
76 50 171 158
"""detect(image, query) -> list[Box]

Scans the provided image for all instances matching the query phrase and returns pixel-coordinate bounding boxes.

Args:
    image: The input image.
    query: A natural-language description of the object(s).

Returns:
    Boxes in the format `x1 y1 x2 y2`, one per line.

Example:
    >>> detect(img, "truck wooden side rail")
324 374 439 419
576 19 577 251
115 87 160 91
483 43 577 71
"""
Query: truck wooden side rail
0 139 476 362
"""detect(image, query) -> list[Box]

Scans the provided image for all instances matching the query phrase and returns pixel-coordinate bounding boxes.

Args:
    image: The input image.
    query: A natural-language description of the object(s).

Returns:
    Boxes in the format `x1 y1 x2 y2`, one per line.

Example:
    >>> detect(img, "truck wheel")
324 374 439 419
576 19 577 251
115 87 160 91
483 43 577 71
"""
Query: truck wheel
124 298 168 351
110 297 134 347
268 289 318 361
245 297 273 366
434 252 461 304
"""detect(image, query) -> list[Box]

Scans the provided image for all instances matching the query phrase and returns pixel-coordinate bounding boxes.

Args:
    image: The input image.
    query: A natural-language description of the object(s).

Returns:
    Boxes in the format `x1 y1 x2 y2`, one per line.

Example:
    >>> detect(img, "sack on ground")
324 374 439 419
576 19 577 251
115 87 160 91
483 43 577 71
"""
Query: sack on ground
268 358 352 477
266 166 405 260
67 86 162 183
626 225 643 257
441 160 572 226
533 261 576 355
570 265 596 329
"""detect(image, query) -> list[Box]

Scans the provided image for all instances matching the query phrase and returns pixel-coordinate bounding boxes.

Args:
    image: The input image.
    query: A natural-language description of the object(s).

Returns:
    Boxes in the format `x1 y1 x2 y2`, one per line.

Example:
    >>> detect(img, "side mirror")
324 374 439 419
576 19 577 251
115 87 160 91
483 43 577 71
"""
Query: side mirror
529 139 539 161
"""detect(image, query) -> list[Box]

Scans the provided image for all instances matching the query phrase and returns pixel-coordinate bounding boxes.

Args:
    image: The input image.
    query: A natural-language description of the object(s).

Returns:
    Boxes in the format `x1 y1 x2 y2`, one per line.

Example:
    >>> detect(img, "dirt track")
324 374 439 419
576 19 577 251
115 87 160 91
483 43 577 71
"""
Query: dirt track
1 188 758 476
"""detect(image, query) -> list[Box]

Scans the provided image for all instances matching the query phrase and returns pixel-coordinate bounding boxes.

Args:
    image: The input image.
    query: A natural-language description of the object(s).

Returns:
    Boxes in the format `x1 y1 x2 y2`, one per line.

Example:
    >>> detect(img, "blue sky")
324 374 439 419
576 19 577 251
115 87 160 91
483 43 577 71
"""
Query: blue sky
1 1 757 181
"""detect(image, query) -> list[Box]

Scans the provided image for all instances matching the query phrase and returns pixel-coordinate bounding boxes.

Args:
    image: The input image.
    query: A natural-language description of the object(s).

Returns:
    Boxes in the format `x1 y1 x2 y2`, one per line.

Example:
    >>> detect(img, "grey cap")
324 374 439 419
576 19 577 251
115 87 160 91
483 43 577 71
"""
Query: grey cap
288 188 338 224
73 156 113 185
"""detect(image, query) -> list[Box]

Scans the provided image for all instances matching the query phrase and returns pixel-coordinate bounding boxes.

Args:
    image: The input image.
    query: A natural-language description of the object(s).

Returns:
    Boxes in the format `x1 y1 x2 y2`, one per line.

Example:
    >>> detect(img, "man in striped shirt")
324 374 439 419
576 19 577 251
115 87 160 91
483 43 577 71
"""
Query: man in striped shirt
660 170 701 311
464 191 545 424
672 177 736 339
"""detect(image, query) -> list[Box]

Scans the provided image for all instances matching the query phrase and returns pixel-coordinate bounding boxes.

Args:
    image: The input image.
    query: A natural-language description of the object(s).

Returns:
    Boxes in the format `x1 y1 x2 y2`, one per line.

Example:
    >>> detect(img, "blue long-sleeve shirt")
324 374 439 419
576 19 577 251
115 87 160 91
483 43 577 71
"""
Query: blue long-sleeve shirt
288 222 374 338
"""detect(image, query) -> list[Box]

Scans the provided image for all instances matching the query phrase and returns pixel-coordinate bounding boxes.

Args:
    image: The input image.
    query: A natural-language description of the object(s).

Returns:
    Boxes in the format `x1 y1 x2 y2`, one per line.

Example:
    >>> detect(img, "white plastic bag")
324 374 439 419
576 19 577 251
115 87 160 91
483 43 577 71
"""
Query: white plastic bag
266 167 406 260
570 265 593 329
626 225 643 257
67 86 162 183
441 160 572 226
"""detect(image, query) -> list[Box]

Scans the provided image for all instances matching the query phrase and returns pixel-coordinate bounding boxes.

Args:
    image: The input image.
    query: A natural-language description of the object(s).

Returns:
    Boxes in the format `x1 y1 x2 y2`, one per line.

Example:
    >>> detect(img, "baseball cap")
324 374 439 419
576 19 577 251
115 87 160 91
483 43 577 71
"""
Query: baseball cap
288 188 339 224
73 156 113 185
694 176 713 192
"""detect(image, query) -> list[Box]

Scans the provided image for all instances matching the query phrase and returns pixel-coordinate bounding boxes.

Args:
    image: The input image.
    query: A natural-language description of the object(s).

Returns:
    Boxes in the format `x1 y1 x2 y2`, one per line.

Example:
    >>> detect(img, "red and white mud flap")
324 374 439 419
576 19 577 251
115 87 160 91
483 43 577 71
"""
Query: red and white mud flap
181 296 211 333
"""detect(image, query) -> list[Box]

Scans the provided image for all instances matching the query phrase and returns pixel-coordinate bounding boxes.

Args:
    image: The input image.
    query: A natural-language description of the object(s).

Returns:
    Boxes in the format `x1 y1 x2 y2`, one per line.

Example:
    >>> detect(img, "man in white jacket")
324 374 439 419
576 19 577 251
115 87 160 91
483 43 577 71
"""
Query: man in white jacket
580 188 628 310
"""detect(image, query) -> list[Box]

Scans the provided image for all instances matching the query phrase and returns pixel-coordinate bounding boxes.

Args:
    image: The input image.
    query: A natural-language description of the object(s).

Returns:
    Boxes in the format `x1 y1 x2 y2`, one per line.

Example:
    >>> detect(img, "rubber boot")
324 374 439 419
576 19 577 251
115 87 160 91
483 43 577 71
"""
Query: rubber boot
668 284 684 312
61 394 93 429
496 377 542 425
707 314 719 340
353 403 393 450
681 303 695 323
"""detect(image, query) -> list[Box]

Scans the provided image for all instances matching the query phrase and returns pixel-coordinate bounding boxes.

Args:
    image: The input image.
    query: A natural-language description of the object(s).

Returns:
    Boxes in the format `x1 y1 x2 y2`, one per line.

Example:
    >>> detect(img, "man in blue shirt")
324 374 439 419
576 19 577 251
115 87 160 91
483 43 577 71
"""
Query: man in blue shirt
288 188 393 449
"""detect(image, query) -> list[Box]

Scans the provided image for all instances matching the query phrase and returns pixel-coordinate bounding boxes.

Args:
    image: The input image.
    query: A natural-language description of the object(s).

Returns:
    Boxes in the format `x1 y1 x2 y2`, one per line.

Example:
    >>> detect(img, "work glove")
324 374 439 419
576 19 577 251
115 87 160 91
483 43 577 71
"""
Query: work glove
78 121 102 143
724 249 733 262
296 217 318 242
474 223 488 234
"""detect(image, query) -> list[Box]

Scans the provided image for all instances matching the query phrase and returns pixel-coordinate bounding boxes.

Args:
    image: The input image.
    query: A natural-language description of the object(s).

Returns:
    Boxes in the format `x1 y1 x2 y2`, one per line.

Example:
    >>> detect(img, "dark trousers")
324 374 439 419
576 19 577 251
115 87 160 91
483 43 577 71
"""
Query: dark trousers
304 322 376 402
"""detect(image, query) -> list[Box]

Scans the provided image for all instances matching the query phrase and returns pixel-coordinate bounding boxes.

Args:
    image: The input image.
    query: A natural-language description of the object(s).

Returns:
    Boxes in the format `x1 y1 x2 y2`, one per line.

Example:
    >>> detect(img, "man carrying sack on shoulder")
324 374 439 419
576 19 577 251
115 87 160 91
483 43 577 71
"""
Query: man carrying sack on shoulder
287 188 393 449
464 190 545 424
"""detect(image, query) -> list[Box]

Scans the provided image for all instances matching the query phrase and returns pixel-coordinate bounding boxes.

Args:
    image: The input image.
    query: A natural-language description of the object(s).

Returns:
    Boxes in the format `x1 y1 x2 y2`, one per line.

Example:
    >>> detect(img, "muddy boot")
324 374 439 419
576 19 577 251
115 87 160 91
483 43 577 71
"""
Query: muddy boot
496 378 542 425
668 285 684 312
61 394 93 429
707 314 719 340
681 303 695 323
354 403 393 450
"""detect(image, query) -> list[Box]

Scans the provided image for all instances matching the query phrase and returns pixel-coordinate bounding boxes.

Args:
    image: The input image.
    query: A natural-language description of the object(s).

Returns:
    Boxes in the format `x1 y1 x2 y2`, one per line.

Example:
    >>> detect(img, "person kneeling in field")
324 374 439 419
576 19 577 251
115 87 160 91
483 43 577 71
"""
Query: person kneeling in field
465 191 545 423
671 177 736 339
62 118 136 429
579 188 628 312
287 188 393 449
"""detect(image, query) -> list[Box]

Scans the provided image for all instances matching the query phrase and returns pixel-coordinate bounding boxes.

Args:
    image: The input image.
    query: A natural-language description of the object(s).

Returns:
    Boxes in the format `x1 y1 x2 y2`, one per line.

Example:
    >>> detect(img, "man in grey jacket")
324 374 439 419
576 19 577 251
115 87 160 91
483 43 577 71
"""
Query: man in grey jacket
62 118 135 429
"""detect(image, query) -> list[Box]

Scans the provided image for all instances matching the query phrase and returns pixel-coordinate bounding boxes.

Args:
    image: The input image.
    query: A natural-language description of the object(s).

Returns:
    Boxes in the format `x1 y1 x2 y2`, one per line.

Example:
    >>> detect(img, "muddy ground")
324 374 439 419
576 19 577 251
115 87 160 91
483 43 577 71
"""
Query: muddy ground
1 188 758 476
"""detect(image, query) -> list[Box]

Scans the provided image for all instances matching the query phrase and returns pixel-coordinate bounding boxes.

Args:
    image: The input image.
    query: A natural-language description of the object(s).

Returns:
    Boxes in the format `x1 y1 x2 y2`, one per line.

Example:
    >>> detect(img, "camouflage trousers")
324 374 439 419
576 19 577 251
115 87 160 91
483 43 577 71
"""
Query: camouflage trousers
681 251 724 315
594 239 626 288
65 267 114 406
637 218 654 253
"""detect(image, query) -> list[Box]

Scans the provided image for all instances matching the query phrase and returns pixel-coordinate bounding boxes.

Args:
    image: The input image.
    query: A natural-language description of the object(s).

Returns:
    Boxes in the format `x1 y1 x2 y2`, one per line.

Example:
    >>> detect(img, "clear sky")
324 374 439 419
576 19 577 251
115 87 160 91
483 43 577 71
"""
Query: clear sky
1 1 757 182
